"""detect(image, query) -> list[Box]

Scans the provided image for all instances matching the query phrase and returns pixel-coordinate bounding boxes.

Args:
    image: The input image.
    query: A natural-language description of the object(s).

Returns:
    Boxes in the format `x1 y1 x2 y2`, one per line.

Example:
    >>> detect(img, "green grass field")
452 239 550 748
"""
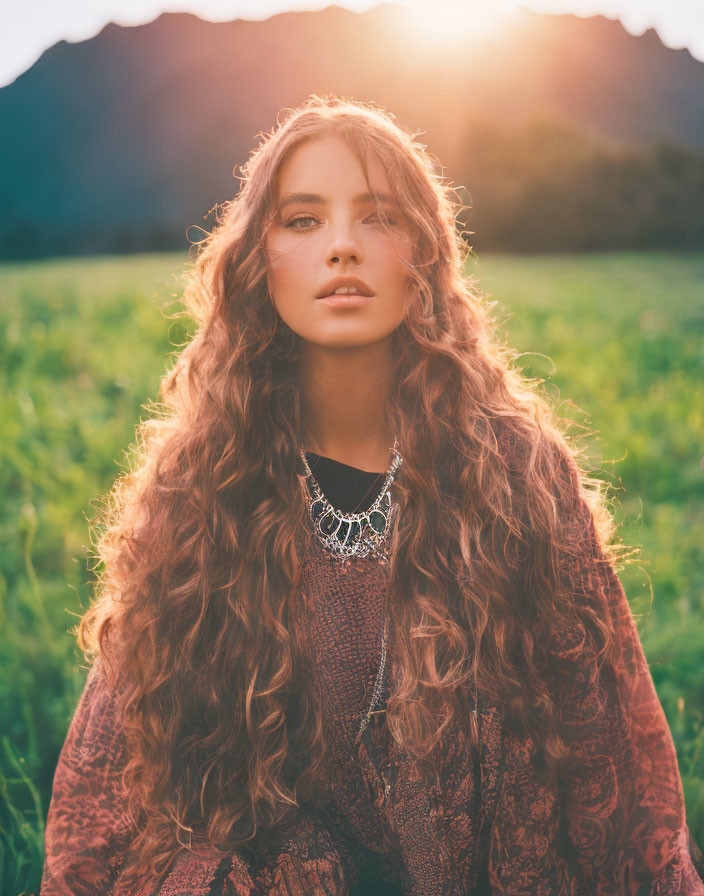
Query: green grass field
1 250 703 895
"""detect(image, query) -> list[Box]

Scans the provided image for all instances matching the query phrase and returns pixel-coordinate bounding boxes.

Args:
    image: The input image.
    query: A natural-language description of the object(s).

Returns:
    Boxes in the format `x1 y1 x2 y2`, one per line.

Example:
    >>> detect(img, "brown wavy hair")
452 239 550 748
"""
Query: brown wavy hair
77 93 633 882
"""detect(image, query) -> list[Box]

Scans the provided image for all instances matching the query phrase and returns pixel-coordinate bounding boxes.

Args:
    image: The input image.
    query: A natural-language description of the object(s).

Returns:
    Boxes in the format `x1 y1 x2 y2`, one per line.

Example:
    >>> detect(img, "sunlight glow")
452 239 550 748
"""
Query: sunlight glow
406 2 516 44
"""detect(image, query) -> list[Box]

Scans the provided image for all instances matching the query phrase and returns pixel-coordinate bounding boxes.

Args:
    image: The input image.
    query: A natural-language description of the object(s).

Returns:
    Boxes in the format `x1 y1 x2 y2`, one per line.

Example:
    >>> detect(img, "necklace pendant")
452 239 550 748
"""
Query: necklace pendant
300 439 403 562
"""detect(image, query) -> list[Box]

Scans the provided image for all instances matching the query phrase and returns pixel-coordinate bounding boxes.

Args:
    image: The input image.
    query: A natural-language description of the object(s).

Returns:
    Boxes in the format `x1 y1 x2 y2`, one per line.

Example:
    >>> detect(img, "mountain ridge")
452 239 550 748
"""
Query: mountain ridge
2 2 702 257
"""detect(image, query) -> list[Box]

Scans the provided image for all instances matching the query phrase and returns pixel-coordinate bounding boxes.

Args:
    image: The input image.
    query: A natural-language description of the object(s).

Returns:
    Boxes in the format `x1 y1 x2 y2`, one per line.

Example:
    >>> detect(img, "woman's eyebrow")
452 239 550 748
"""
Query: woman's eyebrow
277 190 396 212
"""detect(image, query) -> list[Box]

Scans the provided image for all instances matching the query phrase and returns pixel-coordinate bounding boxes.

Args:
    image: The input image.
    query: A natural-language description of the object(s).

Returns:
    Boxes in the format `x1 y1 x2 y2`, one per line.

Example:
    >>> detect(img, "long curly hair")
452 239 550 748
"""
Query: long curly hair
77 93 632 882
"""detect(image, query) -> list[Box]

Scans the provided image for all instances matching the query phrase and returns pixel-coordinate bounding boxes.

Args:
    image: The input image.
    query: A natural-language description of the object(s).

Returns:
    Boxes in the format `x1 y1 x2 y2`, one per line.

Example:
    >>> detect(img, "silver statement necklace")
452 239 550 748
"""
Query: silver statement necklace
299 438 403 564
299 440 402 739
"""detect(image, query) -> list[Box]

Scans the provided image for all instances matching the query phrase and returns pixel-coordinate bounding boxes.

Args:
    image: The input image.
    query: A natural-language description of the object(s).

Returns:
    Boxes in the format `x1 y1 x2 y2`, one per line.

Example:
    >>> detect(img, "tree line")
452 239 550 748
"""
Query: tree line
2 114 703 259
456 115 704 252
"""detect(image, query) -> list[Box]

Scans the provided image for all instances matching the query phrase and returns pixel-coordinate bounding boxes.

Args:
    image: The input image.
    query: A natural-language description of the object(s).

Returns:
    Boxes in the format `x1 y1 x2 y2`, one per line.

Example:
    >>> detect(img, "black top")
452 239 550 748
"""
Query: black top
303 451 387 514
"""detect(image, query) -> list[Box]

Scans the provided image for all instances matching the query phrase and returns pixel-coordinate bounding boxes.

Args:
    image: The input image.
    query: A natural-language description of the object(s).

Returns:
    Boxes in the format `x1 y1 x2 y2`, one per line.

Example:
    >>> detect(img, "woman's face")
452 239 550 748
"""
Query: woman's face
263 135 415 350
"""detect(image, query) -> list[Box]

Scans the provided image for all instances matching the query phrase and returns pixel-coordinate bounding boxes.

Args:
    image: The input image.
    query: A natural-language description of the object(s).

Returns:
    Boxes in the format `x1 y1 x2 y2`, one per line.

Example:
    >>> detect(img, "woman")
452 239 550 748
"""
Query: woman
41 94 704 895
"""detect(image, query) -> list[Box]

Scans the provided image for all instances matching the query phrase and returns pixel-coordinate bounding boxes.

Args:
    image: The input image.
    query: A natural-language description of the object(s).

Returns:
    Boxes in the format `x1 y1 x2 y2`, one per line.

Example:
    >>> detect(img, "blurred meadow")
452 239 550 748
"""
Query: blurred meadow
1 250 703 894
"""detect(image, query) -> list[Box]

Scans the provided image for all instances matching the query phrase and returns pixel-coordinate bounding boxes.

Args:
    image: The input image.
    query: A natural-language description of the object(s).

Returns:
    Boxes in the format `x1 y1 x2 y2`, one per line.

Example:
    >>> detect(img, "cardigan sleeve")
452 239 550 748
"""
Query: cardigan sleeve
554 517 704 895
41 655 137 896
486 497 704 895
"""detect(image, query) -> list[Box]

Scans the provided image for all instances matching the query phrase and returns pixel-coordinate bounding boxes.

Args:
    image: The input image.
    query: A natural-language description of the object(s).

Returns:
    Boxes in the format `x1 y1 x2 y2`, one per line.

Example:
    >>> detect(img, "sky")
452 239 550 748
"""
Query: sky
2 0 703 89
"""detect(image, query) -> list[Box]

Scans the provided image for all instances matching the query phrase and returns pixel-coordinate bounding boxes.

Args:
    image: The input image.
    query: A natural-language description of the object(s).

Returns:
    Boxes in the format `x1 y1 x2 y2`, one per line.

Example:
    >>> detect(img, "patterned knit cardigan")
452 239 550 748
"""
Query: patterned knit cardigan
41 494 704 895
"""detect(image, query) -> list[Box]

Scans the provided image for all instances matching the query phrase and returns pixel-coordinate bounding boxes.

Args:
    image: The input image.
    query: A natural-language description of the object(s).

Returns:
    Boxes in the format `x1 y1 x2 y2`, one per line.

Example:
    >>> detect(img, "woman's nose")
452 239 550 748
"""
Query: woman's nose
326 219 362 264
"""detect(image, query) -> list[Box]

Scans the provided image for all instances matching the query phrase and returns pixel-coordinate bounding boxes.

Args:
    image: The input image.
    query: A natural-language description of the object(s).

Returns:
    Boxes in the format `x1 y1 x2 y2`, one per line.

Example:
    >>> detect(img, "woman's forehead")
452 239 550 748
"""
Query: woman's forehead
274 135 393 201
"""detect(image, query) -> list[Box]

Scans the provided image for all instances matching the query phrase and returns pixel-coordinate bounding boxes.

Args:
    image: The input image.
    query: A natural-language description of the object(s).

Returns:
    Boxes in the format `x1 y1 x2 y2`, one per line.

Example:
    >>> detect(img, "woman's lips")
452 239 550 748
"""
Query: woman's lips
317 293 373 308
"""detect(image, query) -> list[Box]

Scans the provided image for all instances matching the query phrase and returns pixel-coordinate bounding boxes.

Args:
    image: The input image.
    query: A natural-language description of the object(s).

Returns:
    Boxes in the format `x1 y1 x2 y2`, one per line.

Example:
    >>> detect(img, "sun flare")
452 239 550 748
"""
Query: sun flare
406 1 514 45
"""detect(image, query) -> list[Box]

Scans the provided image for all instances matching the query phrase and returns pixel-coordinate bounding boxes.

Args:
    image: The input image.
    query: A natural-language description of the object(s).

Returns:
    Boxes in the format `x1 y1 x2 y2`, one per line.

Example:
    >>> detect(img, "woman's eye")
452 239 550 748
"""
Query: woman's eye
366 213 398 227
285 216 318 229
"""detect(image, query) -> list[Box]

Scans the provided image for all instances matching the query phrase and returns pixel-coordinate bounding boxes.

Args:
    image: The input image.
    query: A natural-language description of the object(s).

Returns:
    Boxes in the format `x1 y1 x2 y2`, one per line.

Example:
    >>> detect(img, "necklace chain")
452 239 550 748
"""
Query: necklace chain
359 612 389 736
299 439 402 736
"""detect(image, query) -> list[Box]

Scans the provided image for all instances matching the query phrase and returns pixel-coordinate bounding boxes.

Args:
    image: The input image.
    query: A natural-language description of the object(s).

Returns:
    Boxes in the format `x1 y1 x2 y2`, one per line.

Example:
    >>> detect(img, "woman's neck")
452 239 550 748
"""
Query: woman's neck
297 341 395 473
